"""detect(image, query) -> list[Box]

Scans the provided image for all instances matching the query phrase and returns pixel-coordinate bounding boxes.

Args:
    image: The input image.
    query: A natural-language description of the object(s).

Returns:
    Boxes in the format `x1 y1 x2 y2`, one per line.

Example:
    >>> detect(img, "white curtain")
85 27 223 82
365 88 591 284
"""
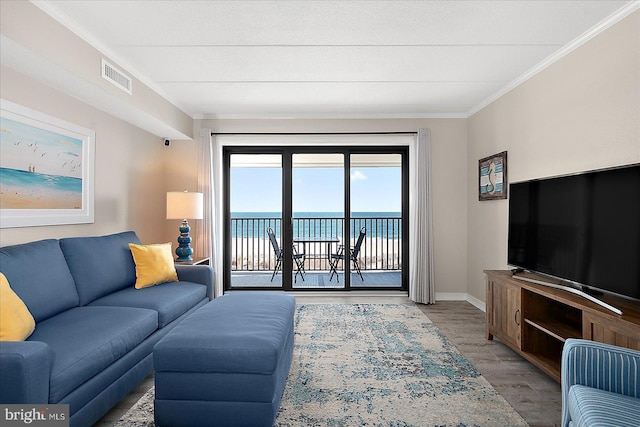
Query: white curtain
409 128 435 304
197 129 224 298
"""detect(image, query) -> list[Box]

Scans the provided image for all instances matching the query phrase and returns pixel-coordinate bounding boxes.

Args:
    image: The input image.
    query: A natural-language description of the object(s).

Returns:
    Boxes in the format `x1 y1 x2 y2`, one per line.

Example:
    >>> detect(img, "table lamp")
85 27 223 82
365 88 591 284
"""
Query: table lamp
166 191 204 261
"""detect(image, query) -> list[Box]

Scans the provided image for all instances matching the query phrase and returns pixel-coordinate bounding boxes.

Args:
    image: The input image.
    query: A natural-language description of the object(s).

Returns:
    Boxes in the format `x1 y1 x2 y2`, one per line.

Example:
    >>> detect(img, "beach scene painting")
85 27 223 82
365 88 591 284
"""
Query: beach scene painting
0 100 94 228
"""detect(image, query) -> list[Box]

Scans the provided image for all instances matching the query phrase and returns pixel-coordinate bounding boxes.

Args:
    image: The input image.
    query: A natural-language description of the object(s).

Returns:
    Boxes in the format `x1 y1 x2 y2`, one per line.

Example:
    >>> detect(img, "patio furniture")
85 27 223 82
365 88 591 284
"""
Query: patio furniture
329 227 366 282
267 227 305 282
294 236 340 267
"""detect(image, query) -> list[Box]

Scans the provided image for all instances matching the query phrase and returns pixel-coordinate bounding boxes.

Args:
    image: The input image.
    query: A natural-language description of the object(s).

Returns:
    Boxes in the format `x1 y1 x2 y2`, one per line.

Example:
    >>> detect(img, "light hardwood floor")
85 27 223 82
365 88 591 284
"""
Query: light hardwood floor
94 297 561 427
417 300 562 427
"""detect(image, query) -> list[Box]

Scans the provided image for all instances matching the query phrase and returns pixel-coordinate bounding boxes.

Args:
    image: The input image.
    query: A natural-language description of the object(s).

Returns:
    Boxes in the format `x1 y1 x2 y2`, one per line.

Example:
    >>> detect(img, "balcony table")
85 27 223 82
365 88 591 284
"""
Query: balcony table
293 237 340 262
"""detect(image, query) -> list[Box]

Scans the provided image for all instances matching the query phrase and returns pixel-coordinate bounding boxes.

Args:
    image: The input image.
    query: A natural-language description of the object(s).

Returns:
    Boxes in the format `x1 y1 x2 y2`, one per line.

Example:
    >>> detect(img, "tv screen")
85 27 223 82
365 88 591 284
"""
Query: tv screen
508 164 640 301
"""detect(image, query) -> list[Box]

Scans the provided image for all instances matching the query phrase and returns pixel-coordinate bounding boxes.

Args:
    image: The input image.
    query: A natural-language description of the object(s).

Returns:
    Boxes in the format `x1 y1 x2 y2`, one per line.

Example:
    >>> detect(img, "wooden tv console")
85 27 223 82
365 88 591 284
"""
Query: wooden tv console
485 270 640 382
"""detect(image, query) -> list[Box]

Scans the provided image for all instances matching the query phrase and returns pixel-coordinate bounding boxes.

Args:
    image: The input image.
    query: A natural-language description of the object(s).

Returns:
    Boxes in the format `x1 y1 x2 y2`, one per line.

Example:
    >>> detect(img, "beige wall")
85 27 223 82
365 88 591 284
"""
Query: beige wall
160 136 203 247
165 118 470 295
0 66 170 246
466 11 640 303
0 0 193 139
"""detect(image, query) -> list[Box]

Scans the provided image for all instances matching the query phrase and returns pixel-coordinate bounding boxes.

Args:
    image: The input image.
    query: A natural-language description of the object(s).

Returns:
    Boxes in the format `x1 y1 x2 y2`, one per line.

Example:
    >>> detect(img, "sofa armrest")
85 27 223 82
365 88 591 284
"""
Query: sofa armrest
0 341 53 404
175 265 214 300
561 338 640 426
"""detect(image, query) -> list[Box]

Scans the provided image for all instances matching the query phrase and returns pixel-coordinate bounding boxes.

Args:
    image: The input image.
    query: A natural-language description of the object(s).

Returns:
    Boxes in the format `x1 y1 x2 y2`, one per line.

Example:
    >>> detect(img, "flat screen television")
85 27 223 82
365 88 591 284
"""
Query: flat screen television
508 163 640 302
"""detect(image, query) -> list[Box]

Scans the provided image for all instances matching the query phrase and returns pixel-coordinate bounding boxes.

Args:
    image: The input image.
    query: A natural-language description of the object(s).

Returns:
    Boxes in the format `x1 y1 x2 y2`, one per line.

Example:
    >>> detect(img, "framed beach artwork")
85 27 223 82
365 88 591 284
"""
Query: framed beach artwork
0 99 95 228
478 151 507 201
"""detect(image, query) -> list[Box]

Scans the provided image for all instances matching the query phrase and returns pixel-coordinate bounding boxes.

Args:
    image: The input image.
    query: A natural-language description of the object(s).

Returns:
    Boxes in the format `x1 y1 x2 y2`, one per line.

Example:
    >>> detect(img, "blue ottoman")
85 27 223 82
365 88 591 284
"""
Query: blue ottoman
153 293 296 427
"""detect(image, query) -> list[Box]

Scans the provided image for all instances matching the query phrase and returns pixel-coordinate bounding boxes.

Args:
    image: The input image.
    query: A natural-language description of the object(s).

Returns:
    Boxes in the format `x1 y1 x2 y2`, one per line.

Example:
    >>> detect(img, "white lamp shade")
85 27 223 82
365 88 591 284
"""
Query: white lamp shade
166 191 204 220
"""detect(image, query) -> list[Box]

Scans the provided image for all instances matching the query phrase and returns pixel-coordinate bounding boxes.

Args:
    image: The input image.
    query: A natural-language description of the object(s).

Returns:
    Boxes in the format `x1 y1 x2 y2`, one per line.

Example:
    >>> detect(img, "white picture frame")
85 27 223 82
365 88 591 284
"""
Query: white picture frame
0 99 95 228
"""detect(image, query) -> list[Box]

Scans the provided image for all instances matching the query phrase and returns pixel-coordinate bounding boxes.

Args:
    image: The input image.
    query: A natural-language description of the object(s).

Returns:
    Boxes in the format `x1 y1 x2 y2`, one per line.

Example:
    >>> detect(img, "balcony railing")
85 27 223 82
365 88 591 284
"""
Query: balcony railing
230 216 402 272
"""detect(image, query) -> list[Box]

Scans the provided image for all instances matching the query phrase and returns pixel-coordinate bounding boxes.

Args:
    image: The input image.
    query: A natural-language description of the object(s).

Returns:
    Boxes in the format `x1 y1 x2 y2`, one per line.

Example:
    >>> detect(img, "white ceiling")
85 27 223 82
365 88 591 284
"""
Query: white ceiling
35 0 636 119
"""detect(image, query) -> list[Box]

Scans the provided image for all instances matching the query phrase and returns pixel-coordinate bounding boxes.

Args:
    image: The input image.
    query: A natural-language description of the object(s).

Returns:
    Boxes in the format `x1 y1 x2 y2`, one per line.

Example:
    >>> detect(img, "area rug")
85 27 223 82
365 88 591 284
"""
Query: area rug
115 304 528 426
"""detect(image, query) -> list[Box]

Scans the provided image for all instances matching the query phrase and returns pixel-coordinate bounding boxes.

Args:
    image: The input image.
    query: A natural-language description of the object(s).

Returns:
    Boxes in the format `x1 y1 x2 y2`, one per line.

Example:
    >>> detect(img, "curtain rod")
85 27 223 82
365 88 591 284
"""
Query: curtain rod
210 131 417 136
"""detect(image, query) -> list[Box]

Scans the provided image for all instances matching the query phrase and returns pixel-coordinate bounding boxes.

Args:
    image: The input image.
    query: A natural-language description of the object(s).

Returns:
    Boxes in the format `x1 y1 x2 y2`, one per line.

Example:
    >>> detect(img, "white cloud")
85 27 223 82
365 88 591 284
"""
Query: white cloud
351 170 367 181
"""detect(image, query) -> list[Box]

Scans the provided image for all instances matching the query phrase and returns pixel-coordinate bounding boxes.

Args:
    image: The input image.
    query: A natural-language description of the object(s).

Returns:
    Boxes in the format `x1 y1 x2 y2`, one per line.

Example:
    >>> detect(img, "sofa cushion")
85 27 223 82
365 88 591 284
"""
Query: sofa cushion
0 273 35 341
27 306 158 403
0 239 79 322
89 281 206 328
128 243 178 289
568 385 640 427
60 231 140 305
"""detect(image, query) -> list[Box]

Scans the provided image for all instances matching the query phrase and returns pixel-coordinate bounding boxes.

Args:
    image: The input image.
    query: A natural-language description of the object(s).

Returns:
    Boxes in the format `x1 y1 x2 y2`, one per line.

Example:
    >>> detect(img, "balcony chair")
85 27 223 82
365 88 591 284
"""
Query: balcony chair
267 227 305 283
329 227 366 282
561 338 640 427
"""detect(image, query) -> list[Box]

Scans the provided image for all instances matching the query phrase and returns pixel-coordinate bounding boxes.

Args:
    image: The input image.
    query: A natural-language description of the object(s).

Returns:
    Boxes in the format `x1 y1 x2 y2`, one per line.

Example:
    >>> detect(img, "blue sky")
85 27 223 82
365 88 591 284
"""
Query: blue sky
231 166 401 213
0 117 83 178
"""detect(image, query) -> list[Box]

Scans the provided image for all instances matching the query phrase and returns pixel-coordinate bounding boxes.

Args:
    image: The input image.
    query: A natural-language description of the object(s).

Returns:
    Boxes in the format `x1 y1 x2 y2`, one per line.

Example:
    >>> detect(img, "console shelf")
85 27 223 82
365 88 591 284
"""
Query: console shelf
523 318 580 343
485 270 640 383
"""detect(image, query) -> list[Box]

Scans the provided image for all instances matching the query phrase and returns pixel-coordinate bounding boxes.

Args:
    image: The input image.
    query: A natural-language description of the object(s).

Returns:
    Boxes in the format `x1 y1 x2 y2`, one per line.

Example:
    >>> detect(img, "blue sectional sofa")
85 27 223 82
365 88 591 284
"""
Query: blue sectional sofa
561 338 640 427
0 231 213 427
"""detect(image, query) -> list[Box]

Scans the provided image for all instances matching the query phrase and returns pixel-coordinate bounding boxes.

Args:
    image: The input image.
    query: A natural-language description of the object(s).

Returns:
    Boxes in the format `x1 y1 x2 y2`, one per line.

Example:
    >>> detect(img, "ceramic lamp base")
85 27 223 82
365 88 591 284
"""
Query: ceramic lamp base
175 219 194 262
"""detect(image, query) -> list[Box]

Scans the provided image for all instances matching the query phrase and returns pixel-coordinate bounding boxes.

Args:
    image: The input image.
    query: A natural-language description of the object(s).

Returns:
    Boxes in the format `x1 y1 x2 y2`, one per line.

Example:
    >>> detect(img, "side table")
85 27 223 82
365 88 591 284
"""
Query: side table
174 257 210 266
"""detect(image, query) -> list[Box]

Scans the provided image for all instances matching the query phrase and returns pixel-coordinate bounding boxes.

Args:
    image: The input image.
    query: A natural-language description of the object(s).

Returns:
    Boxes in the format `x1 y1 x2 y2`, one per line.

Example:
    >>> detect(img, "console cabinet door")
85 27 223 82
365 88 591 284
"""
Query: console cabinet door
488 278 522 349
583 312 640 350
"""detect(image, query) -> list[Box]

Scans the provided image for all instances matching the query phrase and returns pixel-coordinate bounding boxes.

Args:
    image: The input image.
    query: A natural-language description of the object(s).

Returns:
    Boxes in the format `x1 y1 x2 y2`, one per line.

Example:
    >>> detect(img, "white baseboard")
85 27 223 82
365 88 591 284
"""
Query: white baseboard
466 294 486 312
435 292 467 300
436 292 486 312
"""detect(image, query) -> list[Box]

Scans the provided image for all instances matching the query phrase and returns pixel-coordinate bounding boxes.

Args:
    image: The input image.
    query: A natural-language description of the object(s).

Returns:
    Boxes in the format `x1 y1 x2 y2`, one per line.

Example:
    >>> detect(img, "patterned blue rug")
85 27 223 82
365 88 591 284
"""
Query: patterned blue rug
116 304 527 426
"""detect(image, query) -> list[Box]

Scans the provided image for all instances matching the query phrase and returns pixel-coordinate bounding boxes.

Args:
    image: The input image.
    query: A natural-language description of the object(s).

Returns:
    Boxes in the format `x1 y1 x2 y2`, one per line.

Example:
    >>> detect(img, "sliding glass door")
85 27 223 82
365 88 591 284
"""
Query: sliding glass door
350 154 403 288
227 153 284 288
224 146 408 292
292 153 345 289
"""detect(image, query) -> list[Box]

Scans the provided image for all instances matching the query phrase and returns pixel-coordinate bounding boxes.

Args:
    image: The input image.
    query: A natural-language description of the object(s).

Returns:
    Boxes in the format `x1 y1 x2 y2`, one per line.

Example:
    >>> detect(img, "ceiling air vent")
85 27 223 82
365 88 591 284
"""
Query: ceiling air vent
101 59 132 95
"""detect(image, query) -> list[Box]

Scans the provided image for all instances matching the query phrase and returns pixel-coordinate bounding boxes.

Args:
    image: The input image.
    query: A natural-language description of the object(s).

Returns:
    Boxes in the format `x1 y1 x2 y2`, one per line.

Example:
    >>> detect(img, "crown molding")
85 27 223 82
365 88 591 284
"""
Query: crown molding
30 0 195 119
467 1 640 118
195 112 468 120
1 35 191 139
29 0 640 122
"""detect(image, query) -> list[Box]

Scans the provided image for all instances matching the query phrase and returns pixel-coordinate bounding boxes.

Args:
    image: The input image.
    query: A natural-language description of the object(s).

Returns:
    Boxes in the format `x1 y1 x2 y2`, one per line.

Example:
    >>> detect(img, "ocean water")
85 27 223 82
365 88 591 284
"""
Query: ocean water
0 167 82 192
0 167 82 206
231 212 402 239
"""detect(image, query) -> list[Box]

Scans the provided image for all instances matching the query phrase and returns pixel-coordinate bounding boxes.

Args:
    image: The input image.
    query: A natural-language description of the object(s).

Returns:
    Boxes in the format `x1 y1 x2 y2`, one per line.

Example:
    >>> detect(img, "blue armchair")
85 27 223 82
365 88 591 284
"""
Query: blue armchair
561 338 640 427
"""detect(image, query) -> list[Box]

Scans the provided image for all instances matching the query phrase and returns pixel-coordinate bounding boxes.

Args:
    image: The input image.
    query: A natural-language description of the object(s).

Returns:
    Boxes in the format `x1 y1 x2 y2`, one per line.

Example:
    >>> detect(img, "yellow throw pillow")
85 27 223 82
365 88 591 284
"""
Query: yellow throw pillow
0 272 36 341
129 243 179 289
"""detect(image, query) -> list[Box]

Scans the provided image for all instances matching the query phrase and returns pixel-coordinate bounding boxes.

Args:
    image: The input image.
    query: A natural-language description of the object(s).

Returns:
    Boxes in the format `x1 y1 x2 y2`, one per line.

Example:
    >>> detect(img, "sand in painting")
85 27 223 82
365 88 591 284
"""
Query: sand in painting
0 168 82 209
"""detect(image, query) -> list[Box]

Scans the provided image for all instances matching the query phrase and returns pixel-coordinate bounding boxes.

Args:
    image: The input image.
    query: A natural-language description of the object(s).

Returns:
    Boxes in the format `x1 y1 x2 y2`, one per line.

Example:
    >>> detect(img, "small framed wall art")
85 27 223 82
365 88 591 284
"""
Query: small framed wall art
478 151 507 201
0 99 95 228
